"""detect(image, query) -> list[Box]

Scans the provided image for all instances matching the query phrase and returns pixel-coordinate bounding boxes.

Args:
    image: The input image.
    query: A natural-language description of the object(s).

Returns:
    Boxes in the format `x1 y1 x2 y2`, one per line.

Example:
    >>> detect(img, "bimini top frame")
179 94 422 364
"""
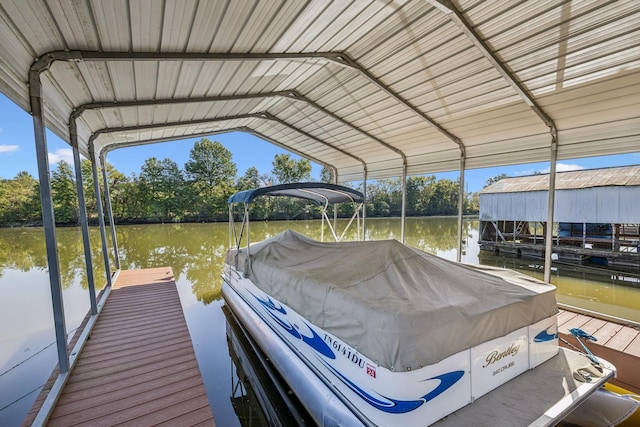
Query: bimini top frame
228 183 365 260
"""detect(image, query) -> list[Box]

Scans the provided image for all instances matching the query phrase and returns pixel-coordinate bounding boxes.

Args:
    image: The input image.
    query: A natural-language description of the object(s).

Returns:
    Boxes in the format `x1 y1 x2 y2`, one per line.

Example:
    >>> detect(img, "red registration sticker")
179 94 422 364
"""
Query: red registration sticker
366 363 376 378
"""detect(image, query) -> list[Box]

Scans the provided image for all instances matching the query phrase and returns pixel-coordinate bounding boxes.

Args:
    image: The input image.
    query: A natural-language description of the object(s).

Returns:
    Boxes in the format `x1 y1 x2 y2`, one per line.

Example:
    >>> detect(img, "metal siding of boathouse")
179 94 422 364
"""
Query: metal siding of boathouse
480 166 640 223
554 186 638 223
480 192 548 222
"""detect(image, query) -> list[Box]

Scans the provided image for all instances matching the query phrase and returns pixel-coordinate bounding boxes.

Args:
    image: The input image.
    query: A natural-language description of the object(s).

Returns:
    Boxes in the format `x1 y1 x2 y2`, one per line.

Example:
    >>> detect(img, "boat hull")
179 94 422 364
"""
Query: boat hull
223 264 559 426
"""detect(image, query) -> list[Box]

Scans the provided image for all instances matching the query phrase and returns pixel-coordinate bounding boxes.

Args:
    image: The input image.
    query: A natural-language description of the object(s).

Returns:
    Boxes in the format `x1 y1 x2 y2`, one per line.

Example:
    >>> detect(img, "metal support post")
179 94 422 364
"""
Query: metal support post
362 168 367 241
30 79 69 373
457 154 466 262
71 139 97 315
544 140 558 283
401 162 407 244
333 169 338 234
100 153 121 270
333 167 338 236
245 204 250 251
90 150 113 287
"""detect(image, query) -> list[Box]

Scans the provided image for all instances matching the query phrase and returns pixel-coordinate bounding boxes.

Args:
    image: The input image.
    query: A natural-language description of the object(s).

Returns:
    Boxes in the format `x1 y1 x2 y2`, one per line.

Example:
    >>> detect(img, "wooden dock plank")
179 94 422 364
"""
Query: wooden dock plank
154 405 218 426
626 334 640 357
70 340 195 377
52 368 204 415
42 267 215 427
591 321 624 344
83 326 190 350
77 335 192 365
111 389 212 426
67 342 195 379
60 354 198 394
50 383 205 426
558 308 640 394
557 309 579 326
90 305 185 326
606 326 640 352
558 312 591 332
579 317 607 335
61 363 200 399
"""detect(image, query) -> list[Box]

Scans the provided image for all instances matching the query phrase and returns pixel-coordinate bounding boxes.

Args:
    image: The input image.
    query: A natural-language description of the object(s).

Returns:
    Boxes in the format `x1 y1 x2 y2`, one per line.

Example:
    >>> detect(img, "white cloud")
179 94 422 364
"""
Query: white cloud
515 163 585 176
514 168 537 176
48 148 74 165
547 163 585 173
0 144 19 153
559 163 586 172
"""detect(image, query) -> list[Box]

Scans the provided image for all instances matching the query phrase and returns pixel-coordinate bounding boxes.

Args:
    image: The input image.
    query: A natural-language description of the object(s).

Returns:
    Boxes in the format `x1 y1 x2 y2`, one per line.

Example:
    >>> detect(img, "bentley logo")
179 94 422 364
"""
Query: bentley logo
482 343 520 368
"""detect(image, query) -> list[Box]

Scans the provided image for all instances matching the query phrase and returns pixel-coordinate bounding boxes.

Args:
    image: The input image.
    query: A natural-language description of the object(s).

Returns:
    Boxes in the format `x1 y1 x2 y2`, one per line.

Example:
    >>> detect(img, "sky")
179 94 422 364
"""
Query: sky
0 93 638 193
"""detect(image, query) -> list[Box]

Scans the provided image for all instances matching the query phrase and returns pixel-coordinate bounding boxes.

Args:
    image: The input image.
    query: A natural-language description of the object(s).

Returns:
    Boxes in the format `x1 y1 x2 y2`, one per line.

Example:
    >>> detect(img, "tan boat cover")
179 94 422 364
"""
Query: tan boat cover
226 230 557 371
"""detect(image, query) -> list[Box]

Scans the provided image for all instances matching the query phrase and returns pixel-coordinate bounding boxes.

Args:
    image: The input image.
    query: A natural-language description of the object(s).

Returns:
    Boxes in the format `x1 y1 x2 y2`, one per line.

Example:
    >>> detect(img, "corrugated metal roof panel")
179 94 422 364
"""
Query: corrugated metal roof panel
0 0 638 182
481 165 640 194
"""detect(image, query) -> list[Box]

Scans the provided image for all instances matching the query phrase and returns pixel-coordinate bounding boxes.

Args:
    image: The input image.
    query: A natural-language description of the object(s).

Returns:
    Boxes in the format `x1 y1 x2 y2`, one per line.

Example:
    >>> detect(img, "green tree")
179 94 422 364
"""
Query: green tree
138 157 185 221
104 166 131 223
0 180 5 220
379 178 403 216
160 158 186 220
185 138 237 220
366 180 390 217
320 166 333 183
236 166 261 191
51 160 78 224
468 192 480 214
139 157 165 220
271 154 311 184
236 167 274 220
413 175 437 215
80 159 98 219
484 173 509 188
429 178 459 215
406 176 430 216
0 172 40 224
78 159 129 224
114 175 144 221
267 154 312 219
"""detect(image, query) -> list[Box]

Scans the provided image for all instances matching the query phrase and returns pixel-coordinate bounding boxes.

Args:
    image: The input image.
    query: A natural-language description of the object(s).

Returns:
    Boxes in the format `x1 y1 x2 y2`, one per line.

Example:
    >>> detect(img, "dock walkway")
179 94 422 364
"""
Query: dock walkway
558 307 640 394
23 267 214 426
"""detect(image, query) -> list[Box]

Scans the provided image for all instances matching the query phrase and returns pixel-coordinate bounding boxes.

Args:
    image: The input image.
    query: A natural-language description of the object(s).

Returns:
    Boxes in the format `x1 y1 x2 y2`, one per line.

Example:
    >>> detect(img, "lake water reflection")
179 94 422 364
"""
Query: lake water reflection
1 218 639 425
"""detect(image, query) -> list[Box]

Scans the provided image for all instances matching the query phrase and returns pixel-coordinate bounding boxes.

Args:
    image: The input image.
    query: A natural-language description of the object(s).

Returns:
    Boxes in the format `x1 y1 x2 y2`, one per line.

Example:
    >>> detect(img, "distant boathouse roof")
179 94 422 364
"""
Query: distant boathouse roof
481 165 640 194
479 165 640 223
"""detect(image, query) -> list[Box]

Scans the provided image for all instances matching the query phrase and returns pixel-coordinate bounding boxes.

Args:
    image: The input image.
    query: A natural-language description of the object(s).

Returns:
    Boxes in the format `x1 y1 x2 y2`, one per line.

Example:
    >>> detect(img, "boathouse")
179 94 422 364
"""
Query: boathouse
479 165 640 270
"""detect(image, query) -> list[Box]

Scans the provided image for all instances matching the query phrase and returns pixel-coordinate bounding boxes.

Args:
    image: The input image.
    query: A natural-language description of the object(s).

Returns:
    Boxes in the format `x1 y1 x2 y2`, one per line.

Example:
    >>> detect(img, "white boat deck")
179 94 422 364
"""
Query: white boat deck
433 347 614 426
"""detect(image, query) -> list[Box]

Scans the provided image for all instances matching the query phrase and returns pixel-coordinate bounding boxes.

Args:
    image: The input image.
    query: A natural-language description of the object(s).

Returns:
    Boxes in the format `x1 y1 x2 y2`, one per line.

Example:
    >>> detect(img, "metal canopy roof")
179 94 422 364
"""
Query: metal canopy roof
1 0 639 182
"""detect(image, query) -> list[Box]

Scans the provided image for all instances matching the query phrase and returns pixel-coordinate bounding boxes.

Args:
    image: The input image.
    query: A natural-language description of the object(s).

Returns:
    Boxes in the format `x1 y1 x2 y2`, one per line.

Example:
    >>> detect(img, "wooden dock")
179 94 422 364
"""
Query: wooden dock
23 267 215 426
558 307 640 394
479 240 640 271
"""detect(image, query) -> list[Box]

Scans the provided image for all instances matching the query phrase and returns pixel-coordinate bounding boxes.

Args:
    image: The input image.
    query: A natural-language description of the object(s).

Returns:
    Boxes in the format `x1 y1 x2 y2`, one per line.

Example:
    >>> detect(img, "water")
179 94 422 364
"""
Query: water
1 218 639 426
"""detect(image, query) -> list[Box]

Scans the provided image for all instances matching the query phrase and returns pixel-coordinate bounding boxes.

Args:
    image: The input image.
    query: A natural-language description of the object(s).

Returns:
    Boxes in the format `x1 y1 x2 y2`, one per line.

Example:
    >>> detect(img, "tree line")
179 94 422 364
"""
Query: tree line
0 138 479 226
